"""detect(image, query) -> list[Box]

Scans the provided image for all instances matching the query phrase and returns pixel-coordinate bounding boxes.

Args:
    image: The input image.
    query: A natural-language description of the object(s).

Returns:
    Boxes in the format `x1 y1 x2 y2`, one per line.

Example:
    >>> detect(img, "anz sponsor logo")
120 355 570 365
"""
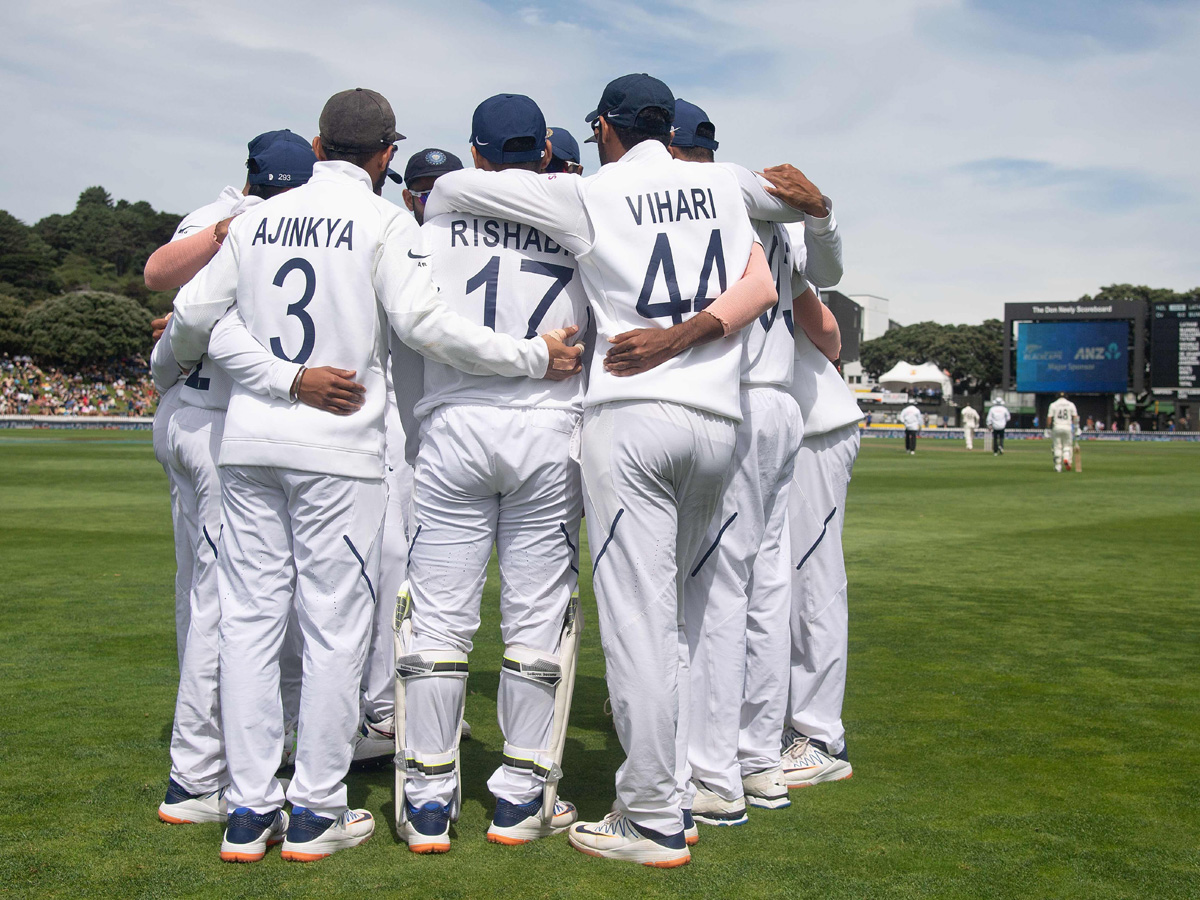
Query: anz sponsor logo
1074 342 1122 361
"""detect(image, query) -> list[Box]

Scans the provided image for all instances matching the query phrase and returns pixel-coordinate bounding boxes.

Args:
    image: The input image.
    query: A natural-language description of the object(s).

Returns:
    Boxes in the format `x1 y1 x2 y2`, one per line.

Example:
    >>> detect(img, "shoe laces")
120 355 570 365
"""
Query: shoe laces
782 733 811 760
594 811 637 837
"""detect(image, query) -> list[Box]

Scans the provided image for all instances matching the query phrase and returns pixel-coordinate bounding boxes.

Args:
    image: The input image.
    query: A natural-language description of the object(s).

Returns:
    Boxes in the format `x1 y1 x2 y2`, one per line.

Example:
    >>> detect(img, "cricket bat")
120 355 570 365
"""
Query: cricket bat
1073 441 1082 473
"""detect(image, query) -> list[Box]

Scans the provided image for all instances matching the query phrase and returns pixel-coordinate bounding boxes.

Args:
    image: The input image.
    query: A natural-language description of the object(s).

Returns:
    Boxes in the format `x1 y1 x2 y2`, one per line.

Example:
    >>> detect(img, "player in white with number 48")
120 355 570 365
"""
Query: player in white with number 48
1048 393 1079 472
392 93 587 853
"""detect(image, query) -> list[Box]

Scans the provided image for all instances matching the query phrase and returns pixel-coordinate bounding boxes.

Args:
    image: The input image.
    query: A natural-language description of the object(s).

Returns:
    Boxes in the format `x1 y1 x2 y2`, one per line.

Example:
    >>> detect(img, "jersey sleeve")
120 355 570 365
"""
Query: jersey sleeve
803 199 843 288
206 306 301 401
169 224 243 367
374 216 550 379
426 169 593 256
720 162 806 224
149 329 184 394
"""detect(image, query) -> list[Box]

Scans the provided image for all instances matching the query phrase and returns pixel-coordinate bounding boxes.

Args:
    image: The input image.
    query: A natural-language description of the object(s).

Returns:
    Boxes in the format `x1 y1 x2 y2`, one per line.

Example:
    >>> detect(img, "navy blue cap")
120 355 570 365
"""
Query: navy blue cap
403 148 464 185
585 73 675 132
671 99 719 151
547 126 580 163
246 130 317 186
470 94 547 164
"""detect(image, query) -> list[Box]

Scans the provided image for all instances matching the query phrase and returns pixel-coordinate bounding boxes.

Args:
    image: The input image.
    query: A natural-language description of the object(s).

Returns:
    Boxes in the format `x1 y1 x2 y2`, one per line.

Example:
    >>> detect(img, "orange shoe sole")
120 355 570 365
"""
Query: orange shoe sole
685 834 699 847
220 851 266 863
158 810 194 825
486 833 530 846
407 841 450 854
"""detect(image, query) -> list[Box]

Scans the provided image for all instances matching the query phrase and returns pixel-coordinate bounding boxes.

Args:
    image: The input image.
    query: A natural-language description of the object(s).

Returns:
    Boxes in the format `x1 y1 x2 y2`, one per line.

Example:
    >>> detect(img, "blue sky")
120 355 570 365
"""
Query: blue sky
0 0 1196 324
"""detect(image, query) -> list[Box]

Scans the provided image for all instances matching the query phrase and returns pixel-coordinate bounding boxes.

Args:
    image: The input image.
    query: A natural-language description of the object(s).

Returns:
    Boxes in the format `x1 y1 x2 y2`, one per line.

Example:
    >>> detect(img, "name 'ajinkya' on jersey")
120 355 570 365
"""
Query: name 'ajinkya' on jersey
415 211 588 419
426 140 757 422
171 161 550 480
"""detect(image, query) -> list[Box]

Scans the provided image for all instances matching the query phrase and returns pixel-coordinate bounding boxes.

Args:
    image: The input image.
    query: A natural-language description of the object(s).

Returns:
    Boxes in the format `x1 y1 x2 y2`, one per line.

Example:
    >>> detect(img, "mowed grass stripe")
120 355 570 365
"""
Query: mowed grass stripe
0 434 1196 899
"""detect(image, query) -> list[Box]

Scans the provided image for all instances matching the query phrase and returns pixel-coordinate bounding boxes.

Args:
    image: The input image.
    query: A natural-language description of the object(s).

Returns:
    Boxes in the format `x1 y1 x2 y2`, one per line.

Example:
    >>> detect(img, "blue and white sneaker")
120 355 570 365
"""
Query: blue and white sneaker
402 801 451 853
690 781 749 826
220 807 289 862
280 807 374 861
158 778 227 824
682 808 699 846
781 728 853 788
487 796 577 845
568 812 690 867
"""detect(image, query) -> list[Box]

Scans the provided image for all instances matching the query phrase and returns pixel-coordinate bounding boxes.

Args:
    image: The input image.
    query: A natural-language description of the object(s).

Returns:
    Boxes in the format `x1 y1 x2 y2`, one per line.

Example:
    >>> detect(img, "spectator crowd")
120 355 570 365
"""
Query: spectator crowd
1 354 157 417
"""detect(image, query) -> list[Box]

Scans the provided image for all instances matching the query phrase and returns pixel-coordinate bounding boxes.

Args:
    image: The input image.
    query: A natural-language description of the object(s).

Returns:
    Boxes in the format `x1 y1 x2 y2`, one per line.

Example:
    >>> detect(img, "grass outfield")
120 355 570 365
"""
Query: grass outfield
0 432 1197 899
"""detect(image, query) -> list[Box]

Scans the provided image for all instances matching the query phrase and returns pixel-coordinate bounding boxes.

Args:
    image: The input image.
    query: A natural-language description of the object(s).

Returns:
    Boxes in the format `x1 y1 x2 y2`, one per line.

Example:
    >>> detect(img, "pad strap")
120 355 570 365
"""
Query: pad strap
501 645 562 687
501 743 560 783
402 747 457 777
396 650 468 679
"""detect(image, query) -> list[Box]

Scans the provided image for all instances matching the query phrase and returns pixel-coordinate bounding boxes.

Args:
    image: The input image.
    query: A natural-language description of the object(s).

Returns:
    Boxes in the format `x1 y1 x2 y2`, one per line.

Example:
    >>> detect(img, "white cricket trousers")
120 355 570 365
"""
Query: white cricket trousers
1052 428 1072 469
582 400 737 836
218 465 385 817
684 387 802 801
403 406 582 807
786 424 859 754
153 383 192 669
964 426 974 450
361 459 413 723
165 406 226 794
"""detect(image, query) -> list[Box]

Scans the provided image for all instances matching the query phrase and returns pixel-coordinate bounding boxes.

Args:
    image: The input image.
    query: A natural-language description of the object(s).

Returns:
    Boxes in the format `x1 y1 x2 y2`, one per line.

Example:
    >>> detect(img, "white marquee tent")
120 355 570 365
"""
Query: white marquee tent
878 361 954 397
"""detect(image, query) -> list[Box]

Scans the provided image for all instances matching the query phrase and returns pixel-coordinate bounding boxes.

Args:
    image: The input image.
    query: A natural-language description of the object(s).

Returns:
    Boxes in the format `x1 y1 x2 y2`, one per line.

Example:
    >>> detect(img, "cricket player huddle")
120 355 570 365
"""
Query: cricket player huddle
148 74 863 869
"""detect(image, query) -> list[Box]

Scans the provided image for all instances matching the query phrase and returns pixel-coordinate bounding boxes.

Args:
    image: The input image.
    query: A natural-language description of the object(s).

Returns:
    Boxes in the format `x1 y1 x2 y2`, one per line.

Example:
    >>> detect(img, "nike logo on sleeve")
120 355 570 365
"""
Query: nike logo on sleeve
407 249 430 259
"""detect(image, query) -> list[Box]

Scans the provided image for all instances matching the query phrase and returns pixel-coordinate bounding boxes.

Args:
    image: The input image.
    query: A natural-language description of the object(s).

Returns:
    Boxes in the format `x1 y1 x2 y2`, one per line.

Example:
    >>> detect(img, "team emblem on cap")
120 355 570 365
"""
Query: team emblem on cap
426 150 447 166
547 128 555 138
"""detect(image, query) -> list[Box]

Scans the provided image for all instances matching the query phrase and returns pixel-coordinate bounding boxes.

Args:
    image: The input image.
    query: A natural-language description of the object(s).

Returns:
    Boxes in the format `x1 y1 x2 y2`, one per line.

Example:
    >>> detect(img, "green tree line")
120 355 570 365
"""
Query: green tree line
0 187 180 365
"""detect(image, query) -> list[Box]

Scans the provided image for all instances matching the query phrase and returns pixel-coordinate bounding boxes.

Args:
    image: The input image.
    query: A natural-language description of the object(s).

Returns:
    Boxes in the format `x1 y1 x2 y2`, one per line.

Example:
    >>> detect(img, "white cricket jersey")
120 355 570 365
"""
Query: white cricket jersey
171 161 550 479
718 164 805 389
1048 398 1077 431
961 406 980 428
987 405 1011 429
427 140 757 421
171 186 243 240
899 405 923 430
778 221 861 437
415 211 587 419
178 194 265 411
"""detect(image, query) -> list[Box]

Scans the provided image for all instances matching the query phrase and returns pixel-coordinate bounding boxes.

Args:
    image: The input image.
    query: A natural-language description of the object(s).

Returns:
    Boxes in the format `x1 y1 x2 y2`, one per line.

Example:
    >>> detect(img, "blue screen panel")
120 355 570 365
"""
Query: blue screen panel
1016 321 1129 393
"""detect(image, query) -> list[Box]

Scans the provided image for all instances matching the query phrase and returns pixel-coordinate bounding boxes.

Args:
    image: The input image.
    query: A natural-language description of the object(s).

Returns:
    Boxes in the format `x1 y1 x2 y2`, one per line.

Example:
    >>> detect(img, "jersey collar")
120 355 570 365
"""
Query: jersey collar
310 160 375 190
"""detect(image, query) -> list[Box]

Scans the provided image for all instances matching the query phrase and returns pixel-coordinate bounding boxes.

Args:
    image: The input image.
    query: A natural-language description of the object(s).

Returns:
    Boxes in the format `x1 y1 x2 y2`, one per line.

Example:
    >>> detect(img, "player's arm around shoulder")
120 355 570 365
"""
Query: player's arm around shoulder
374 212 581 381
168 225 244 368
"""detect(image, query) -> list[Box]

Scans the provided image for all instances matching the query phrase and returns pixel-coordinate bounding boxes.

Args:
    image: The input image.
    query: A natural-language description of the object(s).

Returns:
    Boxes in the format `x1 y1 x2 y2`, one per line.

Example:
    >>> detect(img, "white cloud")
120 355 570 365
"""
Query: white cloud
0 0 1197 323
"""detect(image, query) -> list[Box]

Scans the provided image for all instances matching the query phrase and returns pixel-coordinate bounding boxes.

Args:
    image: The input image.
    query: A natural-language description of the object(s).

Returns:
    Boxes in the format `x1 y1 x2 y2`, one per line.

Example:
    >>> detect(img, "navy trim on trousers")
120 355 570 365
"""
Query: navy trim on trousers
797 507 838 570
343 535 376 603
202 524 218 558
690 511 738 577
592 508 624 575
560 522 579 574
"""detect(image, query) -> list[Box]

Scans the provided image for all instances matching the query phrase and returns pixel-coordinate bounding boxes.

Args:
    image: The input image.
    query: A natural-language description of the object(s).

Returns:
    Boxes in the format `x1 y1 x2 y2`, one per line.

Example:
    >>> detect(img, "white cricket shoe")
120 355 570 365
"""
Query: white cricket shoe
352 715 395 763
781 729 853 788
690 781 748 826
683 808 699 846
280 807 374 861
220 808 289 862
487 796 577 844
568 812 690 868
159 779 227 824
742 766 792 809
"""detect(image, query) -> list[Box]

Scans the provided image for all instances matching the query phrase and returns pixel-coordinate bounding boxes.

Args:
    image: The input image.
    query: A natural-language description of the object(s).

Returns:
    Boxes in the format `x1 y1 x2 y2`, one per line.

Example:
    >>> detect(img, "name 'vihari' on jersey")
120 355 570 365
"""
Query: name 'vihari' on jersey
625 187 718 225
448 217 568 256
250 216 355 249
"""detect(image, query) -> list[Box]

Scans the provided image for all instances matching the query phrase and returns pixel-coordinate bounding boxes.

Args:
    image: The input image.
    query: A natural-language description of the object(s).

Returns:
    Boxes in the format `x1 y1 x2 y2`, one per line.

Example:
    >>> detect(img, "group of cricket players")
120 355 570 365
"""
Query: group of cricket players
147 74 864 868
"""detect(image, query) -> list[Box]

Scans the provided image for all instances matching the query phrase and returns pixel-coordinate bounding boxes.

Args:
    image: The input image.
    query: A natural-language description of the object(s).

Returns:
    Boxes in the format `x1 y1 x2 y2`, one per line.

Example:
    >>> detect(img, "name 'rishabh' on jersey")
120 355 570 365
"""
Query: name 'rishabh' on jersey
415 212 587 419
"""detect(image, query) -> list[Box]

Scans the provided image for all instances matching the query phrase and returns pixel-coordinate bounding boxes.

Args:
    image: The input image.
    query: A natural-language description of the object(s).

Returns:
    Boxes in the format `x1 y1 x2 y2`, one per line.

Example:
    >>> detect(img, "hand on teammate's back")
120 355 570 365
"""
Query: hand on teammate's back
151 313 172 343
539 325 584 381
296 367 366 415
759 164 828 217
604 312 723 377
